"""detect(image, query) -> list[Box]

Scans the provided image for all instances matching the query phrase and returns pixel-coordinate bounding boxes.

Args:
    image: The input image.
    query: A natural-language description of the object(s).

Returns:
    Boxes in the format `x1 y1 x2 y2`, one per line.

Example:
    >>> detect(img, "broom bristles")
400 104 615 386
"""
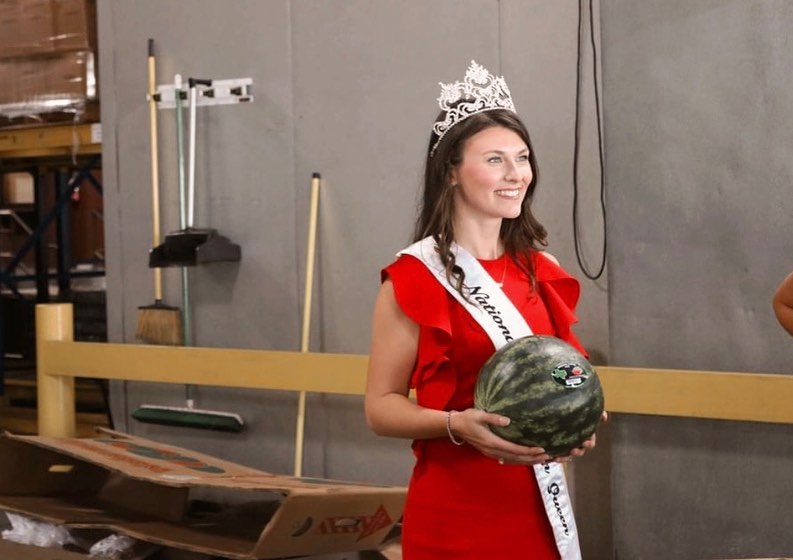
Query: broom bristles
133 404 244 432
136 301 184 345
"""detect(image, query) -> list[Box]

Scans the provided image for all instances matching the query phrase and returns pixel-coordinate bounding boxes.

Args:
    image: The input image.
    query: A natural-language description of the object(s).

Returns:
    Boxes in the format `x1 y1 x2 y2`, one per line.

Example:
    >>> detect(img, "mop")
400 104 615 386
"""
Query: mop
133 75 243 432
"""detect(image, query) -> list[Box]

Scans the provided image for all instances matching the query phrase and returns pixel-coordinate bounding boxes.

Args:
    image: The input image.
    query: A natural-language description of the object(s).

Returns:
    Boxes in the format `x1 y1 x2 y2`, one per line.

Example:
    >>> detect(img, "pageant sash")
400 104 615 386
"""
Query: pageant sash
398 236 582 560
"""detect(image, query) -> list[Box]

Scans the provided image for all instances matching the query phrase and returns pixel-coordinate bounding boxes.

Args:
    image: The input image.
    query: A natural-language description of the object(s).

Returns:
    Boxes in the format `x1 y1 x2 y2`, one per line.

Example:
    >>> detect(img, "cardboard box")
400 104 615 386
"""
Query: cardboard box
0 1 21 58
52 0 97 52
0 0 56 57
0 59 14 104
360 540 401 560
0 429 406 559
0 538 103 560
0 538 359 560
3 172 35 204
0 536 166 560
15 0 54 55
0 50 96 118
45 49 96 99
0 0 96 57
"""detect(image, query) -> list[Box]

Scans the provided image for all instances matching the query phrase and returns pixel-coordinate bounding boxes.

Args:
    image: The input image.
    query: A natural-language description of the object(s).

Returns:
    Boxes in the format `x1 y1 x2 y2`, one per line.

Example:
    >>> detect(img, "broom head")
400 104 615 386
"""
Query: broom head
136 300 184 345
132 404 244 432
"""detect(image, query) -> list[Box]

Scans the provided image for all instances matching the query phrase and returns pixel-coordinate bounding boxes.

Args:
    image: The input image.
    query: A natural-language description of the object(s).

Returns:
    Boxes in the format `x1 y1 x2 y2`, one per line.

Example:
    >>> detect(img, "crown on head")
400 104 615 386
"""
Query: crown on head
430 60 516 157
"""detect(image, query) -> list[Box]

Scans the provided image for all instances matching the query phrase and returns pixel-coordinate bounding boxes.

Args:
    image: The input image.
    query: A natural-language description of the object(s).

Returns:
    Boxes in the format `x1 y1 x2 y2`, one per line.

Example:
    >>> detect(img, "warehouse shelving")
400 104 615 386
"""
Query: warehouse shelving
0 122 101 159
0 121 109 434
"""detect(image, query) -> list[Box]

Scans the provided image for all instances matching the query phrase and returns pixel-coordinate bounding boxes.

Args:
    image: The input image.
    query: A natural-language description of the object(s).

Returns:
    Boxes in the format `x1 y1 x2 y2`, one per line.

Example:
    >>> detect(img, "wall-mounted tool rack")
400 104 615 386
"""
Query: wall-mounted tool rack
152 77 253 109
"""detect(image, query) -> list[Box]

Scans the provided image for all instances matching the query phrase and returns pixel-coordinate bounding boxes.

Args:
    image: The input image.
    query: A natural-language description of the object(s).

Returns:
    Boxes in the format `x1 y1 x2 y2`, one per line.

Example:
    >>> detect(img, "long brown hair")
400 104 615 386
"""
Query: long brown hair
413 109 548 294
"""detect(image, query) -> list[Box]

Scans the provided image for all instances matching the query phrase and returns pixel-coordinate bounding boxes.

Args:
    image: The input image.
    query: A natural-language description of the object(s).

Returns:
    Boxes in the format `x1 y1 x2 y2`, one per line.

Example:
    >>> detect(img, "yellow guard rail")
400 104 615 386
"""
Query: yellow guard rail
36 303 793 438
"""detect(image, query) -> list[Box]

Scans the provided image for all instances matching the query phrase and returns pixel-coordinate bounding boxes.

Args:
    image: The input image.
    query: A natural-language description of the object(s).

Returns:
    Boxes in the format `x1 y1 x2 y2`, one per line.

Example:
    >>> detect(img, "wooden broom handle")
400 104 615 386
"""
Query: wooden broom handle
294 173 321 477
148 39 162 300
300 173 321 353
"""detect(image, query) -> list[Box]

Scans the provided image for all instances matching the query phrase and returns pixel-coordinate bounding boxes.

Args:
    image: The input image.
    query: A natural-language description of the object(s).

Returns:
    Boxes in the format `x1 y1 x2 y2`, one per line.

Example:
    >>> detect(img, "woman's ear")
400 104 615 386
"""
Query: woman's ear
448 167 459 188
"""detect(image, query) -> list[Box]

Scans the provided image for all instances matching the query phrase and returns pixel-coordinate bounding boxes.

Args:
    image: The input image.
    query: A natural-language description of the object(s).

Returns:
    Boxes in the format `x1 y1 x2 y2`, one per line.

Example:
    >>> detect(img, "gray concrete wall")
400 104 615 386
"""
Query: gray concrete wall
95 0 617 556
97 0 609 543
602 1 793 558
93 0 793 557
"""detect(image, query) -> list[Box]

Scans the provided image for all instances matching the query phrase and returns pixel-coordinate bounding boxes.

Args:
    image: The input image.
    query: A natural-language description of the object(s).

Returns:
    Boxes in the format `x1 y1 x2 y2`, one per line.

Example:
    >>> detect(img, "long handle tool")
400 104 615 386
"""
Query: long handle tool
136 38 183 346
294 173 321 477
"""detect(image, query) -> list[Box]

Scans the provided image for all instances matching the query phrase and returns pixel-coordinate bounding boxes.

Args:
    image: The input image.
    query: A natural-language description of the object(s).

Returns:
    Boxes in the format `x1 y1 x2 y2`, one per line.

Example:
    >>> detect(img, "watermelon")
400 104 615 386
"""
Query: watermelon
474 335 604 456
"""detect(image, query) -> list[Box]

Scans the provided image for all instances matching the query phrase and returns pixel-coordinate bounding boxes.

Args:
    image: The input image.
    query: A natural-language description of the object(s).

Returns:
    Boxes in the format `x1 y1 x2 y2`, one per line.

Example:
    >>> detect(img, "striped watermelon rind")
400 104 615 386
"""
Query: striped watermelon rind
474 335 604 456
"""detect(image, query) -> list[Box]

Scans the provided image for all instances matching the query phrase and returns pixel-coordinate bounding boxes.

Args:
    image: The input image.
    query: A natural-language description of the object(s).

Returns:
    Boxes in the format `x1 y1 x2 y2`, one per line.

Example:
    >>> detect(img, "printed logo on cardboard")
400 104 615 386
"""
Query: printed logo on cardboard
315 505 393 542
67 438 225 474
290 505 393 542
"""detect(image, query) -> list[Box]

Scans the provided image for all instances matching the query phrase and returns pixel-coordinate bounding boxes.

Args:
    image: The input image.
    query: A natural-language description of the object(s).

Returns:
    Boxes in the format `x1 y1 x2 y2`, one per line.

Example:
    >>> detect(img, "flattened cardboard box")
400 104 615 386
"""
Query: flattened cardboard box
0 538 99 560
0 538 165 560
0 429 406 559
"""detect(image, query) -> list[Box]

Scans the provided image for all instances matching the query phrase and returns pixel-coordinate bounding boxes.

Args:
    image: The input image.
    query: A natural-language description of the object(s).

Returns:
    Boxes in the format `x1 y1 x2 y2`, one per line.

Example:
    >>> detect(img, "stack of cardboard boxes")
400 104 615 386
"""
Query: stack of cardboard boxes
0 0 97 124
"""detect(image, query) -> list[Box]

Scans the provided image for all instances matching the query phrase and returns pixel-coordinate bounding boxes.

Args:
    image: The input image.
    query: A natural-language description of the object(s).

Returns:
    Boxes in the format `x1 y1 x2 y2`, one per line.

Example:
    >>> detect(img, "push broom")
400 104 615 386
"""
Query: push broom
294 172 321 476
136 39 183 346
132 75 243 433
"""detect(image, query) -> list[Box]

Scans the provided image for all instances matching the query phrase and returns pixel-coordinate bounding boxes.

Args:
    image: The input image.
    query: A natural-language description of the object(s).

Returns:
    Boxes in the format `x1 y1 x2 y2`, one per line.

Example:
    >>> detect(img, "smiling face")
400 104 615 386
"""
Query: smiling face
449 126 533 225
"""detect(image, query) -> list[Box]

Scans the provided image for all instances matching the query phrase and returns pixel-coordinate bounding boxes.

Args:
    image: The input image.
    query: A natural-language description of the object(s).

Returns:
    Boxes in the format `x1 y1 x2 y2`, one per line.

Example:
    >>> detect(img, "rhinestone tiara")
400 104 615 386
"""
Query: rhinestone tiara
430 60 516 157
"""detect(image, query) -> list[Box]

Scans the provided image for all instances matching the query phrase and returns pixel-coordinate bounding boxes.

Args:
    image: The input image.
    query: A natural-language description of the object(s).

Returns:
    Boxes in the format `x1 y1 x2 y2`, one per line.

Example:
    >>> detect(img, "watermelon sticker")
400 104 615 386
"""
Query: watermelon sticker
550 363 589 388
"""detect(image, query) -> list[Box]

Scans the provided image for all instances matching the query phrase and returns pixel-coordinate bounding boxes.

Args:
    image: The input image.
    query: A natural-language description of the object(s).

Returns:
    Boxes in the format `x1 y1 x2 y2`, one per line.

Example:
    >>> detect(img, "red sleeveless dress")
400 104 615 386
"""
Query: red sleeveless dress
383 251 585 560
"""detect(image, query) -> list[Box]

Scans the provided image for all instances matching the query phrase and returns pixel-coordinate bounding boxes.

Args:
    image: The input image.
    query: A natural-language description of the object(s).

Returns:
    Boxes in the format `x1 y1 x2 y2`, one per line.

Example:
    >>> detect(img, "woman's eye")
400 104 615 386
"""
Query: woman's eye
517 154 529 162
487 156 502 164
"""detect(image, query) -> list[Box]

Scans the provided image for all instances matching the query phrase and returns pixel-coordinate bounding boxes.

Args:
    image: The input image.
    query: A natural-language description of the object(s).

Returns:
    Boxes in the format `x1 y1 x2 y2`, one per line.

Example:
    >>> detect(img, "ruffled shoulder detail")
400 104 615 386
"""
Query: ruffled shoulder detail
532 252 588 357
382 255 451 336
382 255 456 407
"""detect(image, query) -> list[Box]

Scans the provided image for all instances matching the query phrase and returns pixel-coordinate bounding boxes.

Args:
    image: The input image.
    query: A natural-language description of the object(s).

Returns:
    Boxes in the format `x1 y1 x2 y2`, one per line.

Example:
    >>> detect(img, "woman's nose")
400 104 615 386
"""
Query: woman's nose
504 161 520 182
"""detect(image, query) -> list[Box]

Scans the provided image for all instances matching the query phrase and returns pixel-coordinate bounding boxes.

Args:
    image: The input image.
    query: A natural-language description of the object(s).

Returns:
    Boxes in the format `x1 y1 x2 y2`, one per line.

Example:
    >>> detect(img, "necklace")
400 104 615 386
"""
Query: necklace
496 255 508 288
476 252 509 287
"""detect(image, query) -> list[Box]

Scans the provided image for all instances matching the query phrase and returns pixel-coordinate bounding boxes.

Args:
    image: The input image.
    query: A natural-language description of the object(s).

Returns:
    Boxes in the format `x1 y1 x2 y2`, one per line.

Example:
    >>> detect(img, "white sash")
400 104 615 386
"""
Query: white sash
398 236 582 560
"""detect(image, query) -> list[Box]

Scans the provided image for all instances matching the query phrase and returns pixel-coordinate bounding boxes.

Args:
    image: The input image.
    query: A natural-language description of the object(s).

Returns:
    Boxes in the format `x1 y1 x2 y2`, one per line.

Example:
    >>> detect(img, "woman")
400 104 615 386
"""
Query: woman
365 61 601 559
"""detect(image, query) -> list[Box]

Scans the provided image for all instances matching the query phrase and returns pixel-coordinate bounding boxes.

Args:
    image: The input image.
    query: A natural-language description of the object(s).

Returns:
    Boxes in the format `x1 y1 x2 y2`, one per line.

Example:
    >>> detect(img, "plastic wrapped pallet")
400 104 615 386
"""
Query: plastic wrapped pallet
0 0 97 125
0 0 96 57
0 50 96 119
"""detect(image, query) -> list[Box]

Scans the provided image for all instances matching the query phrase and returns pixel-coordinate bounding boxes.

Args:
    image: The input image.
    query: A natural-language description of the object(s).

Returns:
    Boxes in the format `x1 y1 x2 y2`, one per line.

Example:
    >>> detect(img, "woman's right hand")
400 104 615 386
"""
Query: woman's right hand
449 408 551 466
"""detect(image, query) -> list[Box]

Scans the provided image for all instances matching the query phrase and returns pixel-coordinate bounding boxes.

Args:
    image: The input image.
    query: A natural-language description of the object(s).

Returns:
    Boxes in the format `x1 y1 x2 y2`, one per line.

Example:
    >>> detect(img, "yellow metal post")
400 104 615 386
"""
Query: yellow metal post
36 303 76 437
